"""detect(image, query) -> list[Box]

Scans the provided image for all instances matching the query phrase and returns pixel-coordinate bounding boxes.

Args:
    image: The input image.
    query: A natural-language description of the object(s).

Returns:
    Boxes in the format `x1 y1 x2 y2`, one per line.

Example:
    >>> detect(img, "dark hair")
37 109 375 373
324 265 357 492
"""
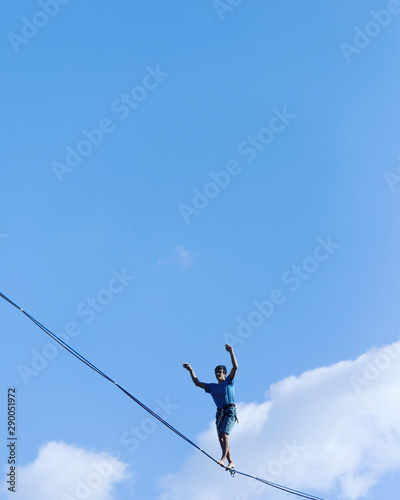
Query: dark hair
215 365 227 374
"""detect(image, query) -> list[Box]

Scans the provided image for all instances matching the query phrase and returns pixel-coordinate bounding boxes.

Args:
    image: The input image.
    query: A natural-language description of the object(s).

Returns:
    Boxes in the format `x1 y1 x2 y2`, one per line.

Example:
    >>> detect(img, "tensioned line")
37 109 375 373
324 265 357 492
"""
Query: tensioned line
0 291 325 500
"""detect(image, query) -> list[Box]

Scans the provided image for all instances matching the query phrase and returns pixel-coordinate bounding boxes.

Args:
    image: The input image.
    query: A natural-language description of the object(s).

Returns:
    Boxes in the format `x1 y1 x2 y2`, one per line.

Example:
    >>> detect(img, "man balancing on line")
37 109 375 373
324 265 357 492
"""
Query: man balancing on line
183 344 238 470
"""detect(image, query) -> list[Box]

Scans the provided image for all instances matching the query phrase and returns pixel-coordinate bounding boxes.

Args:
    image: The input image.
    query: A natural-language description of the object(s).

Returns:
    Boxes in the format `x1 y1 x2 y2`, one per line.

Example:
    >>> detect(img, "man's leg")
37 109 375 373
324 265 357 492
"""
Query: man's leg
217 432 235 469
217 432 228 466
226 445 235 469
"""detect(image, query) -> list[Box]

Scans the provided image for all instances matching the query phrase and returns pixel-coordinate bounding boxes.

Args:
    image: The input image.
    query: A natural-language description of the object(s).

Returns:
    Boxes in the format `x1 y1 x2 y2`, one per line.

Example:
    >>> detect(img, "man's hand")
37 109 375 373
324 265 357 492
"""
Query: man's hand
183 363 207 389
225 344 233 353
226 344 238 380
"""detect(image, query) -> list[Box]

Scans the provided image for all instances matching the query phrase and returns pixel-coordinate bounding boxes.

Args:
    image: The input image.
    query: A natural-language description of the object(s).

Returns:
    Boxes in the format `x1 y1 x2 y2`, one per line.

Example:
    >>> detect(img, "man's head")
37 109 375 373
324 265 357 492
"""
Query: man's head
215 365 227 382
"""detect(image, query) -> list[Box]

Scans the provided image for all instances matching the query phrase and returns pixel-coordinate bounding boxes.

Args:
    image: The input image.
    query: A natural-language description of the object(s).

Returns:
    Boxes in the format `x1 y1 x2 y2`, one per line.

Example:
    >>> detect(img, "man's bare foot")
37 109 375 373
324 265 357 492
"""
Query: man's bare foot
226 461 235 470
217 458 226 467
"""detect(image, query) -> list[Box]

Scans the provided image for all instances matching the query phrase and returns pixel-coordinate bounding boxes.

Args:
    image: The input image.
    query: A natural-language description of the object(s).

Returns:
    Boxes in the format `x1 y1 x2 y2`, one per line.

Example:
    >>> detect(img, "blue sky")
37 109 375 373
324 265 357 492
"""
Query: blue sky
1 1 400 499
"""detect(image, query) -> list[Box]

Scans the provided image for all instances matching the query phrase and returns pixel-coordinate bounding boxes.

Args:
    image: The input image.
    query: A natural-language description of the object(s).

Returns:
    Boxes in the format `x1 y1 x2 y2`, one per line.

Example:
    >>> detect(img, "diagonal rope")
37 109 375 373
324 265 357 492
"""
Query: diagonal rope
0 291 325 500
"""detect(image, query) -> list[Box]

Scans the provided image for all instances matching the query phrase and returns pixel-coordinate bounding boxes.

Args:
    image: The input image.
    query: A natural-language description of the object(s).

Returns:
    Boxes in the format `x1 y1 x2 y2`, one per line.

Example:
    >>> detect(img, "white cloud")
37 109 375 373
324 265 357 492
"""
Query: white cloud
1 441 132 500
173 245 194 269
159 341 400 500
153 246 194 269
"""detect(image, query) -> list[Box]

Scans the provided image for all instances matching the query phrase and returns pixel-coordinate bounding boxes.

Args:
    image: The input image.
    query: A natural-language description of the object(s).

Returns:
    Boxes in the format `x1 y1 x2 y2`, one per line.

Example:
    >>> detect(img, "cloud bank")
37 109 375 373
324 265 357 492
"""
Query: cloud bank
153 246 195 269
1 441 131 500
159 341 400 500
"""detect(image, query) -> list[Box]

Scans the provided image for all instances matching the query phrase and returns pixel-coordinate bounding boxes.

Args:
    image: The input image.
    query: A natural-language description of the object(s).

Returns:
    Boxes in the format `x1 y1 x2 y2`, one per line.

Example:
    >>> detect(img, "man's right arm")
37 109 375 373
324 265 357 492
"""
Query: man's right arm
183 363 207 390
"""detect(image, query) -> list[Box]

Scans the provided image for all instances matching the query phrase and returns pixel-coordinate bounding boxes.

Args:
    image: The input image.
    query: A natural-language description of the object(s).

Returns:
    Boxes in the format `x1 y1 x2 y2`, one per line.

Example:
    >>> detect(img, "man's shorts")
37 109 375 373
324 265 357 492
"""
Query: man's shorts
216 405 237 436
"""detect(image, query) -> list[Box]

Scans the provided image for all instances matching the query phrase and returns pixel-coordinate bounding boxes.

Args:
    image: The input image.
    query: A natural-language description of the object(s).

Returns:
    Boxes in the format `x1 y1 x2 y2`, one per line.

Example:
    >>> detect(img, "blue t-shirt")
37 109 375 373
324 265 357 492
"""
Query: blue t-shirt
204 375 235 408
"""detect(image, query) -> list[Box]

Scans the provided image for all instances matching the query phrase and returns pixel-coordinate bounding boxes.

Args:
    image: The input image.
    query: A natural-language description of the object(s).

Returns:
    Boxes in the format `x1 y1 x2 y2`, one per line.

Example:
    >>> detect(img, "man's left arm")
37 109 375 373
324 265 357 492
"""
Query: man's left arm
225 344 238 380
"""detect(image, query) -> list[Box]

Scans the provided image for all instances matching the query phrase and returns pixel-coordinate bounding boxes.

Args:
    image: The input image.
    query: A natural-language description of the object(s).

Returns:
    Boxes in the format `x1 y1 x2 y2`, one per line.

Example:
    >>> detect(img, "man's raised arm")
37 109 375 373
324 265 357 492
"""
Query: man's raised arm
183 363 207 389
225 344 238 380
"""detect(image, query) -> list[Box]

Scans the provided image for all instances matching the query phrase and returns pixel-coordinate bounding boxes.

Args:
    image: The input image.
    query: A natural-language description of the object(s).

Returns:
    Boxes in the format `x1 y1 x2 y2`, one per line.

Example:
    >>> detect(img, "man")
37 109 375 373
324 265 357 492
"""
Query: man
183 344 238 469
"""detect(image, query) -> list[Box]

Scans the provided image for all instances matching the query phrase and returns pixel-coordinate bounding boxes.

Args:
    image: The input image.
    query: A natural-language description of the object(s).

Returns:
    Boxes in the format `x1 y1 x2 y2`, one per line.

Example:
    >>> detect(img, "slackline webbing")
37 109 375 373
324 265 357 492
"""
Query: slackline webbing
0 291 325 500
